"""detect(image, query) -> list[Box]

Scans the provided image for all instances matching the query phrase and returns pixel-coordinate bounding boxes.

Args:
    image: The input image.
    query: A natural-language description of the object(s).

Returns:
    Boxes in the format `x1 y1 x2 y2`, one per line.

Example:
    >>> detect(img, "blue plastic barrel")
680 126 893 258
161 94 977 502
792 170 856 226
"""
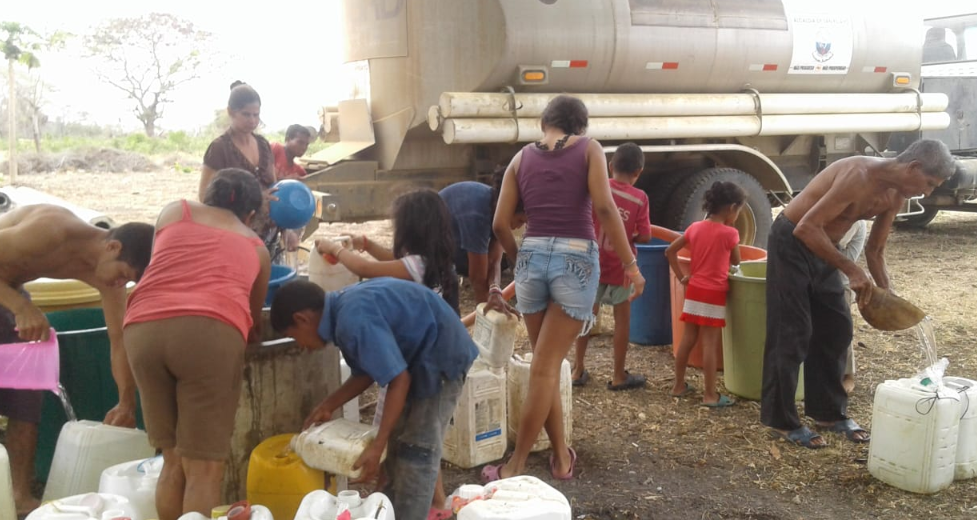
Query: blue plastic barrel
628 239 672 345
266 265 297 306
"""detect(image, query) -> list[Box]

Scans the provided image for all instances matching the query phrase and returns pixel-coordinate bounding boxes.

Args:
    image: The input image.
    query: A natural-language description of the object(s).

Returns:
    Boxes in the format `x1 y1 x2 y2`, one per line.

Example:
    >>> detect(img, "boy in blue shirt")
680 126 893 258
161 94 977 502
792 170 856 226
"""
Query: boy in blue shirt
270 278 478 520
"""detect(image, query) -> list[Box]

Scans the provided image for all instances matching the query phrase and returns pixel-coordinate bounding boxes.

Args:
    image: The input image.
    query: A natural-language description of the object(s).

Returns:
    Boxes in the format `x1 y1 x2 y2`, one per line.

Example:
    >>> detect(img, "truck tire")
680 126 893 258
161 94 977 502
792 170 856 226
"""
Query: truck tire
665 167 773 248
647 171 692 226
895 206 939 229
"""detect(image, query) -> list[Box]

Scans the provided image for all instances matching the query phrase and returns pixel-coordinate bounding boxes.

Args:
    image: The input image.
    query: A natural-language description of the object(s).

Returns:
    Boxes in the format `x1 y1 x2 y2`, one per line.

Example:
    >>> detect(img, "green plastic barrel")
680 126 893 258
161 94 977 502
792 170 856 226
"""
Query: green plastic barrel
722 262 803 401
35 308 145 482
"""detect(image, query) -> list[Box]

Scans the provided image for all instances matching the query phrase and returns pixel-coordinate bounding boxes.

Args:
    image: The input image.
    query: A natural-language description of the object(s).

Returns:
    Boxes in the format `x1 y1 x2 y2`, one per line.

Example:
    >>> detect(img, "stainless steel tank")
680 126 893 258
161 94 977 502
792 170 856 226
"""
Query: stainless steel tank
345 0 924 133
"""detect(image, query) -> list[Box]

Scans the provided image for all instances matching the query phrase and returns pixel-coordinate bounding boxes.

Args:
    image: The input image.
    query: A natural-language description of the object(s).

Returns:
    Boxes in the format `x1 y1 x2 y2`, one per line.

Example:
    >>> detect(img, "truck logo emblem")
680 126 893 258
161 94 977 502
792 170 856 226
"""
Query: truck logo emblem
813 31 834 62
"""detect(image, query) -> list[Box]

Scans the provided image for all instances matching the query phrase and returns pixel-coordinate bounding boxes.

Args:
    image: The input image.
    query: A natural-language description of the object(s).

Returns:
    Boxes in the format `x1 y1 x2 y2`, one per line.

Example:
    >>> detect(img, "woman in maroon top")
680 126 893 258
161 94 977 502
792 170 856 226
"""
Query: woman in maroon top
199 81 298 260
485 95 645 482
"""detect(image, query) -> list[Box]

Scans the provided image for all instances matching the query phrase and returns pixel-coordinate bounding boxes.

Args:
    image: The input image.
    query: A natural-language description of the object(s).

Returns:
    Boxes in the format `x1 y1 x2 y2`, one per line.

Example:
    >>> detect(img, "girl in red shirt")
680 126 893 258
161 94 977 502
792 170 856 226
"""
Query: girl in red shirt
665 181 745 407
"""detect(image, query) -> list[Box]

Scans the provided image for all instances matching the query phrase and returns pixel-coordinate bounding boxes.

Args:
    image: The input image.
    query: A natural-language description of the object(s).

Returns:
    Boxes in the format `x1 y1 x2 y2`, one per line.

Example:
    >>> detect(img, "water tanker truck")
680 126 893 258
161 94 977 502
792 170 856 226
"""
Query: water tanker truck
299 0 977 245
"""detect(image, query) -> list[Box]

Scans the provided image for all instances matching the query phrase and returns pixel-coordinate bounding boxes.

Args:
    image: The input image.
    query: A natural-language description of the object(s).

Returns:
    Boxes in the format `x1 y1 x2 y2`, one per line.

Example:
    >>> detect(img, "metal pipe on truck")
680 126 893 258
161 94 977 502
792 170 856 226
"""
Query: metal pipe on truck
440 112 952 145
434 92 950 120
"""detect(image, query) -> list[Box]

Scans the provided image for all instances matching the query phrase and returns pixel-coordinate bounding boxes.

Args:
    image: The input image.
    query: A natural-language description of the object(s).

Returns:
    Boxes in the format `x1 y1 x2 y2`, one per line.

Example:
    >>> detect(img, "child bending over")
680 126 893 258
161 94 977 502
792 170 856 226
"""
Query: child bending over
270 278 477 520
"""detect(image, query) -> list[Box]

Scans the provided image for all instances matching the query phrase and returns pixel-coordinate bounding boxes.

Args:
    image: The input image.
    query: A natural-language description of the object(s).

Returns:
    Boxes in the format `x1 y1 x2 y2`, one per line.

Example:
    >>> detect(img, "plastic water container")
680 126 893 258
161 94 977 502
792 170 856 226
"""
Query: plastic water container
944 376 977 480
443 360 508 468
269 179 317 229
507 354 571 453
308 245 360 293
294 490 394 520
1 445 15 520
456 476 571 520
291 419 387 479
868 378 962 494
26 493 136 520
339 356 359 423
266 265 298 306
0 328 60 392
247 434 326 520
43 420 155 502
97 456 163 520
722 261 803 401
472 304 518 369
628 240 671 346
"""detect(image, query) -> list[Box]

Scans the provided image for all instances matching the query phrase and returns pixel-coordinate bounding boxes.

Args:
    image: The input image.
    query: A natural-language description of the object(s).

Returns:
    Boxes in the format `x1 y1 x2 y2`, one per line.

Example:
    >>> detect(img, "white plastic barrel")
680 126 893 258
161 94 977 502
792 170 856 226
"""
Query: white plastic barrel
868 378 961 494
97 456 163 520
43 421 155 502
472 304 518 368
339 356 359 423
456 476 571 520
1 444 15 520
294 489 394 520
944 376 977 480
506 354 571 453
25 492 135 520
443 360 508 468
308 239 359 293
291 419 387 479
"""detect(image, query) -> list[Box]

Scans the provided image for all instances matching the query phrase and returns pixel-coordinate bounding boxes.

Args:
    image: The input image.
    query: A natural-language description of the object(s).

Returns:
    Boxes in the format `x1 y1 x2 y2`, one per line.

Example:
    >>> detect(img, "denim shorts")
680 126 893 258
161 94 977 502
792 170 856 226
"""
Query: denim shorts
515 237 600 330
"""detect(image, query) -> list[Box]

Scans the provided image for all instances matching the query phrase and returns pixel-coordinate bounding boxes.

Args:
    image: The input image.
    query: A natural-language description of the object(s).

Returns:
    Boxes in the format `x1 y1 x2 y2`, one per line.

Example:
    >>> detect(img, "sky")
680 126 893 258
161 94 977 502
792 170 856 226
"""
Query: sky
2 0 345 134
2 0 973 135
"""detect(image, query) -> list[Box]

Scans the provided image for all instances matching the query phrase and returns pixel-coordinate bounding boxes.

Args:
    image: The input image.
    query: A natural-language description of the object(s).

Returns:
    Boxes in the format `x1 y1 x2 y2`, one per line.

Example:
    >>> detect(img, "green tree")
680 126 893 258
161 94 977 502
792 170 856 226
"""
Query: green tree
84 13 212 138
1 21 43 183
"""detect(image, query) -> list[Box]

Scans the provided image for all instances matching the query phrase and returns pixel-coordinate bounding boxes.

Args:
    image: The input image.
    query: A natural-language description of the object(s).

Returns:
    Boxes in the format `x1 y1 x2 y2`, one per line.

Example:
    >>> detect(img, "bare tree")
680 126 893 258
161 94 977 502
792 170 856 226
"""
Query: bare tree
2 21 42 183
18 72 49 152
84 13 211 137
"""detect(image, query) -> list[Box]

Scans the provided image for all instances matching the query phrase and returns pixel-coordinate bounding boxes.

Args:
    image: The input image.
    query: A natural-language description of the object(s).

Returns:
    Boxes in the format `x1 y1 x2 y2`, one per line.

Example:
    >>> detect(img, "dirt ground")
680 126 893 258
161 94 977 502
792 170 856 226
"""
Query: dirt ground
13 169 977 519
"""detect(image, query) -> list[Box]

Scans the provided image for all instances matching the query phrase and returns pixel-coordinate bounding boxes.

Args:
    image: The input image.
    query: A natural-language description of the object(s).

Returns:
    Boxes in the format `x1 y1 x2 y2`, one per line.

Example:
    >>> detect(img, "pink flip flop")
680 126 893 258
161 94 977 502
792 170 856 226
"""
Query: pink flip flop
481 462 504 484
427 508 452 520
549 447 578 480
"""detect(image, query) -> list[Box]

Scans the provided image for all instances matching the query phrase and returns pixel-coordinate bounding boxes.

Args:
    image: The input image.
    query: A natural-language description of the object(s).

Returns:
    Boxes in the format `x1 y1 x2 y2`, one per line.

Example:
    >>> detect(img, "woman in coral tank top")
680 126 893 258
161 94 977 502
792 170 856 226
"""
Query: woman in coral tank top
124 168 271 519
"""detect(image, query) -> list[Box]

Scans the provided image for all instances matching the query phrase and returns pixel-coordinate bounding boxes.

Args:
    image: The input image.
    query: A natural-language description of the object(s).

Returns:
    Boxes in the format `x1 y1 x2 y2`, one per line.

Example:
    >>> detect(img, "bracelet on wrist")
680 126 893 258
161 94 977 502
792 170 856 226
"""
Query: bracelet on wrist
623 258 637 269
358 235 368 252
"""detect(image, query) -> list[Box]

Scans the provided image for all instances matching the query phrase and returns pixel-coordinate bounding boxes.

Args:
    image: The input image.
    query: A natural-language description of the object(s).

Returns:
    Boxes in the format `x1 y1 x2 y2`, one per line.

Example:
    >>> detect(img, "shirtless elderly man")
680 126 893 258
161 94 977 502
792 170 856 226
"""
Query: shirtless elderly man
761 139 955 449
0 204 153 514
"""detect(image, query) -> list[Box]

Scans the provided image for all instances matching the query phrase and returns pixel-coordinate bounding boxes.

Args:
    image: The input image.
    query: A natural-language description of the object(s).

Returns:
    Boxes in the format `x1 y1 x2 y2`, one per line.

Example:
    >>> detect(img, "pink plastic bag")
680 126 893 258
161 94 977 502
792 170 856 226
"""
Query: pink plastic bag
0 328 59 392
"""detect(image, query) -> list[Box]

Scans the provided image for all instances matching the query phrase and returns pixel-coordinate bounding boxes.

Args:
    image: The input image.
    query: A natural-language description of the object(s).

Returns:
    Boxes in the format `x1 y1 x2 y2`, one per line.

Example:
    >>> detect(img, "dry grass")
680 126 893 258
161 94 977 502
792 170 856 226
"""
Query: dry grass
10 171 977 519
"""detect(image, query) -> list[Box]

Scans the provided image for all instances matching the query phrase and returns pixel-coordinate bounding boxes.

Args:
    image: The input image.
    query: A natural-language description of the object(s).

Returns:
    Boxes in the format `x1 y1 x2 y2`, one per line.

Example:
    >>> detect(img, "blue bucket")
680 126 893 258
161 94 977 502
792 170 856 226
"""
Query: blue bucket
628 238 672 346
266 265 297 306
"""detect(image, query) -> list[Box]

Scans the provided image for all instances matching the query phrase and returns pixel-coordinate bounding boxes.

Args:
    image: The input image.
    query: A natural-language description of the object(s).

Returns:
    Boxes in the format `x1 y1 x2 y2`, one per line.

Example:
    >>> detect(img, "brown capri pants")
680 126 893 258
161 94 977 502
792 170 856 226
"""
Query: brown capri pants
124 316 245 460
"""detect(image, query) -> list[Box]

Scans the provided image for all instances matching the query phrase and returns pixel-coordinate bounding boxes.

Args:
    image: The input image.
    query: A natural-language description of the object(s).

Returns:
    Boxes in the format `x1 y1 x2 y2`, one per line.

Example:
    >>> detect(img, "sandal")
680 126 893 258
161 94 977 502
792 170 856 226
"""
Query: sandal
670 382 694 398
480 462 505 484
427 508 452 520
572 370 590 387
549 447 578 480
771 426 827 449
817 418 871 444
701 395 735 408
607 371 647 391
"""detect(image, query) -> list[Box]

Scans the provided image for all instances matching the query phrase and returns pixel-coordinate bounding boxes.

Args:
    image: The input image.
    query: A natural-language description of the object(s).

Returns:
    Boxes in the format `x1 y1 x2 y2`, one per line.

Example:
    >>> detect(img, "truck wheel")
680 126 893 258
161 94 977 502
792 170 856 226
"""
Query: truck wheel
665 167 773 248
647 170 692 226
895 206 939 229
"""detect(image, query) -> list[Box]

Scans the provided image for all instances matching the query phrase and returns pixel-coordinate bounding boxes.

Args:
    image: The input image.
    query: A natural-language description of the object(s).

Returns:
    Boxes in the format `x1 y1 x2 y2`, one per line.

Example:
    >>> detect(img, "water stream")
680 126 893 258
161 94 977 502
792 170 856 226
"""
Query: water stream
56 382 78 422
915 316 938 368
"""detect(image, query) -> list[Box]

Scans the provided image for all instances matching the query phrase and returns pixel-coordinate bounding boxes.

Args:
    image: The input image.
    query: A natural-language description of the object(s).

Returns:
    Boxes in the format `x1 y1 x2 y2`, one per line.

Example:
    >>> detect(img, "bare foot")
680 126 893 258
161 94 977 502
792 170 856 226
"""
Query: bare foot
15 494 40 516
842 374 855 394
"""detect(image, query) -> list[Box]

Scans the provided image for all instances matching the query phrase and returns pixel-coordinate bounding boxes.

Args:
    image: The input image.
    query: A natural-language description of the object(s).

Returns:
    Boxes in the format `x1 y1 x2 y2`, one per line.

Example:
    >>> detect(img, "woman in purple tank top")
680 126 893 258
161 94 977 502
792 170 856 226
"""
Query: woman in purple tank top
483 95 646 482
